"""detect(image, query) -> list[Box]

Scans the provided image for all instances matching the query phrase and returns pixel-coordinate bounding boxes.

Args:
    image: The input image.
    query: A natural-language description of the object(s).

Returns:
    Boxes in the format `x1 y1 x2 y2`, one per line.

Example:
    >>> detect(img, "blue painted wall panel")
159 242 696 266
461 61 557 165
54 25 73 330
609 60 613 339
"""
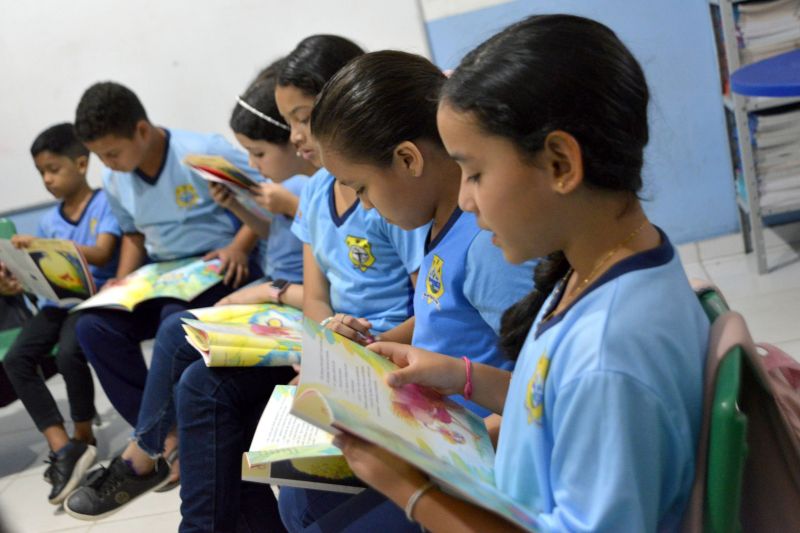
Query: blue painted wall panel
426 0 739 244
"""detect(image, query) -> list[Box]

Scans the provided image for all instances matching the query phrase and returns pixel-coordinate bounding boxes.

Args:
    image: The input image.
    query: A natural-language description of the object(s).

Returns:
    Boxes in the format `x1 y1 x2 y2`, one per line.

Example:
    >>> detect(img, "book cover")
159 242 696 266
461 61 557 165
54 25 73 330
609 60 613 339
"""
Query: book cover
242 385 363 493
72 257 222 312
183 154 272 222
292 318 540 531
182 304 302 367
0 238 95 305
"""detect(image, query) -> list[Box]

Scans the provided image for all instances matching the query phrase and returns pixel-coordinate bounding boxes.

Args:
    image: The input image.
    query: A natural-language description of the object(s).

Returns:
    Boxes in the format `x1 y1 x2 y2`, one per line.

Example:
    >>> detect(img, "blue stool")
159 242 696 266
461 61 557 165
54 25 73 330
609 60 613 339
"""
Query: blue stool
731 49 800 97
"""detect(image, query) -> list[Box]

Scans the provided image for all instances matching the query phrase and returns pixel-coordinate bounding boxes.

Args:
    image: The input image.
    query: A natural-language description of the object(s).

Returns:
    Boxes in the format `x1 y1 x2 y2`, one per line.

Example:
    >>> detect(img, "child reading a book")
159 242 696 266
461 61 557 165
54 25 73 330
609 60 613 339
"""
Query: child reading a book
170 35 427 532
211 58 316 307
1 123 120 505
64 60 311 520
317 15 710 532
71 81 265 431
277 50 538 531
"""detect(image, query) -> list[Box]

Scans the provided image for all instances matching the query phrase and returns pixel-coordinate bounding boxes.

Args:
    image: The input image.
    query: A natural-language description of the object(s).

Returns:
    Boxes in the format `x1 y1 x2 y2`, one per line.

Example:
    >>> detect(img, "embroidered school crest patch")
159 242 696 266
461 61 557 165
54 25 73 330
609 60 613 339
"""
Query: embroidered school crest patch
345 235 375 272
424 255 445 307
175 184 199 208
89 217 98 236
525 353 550 425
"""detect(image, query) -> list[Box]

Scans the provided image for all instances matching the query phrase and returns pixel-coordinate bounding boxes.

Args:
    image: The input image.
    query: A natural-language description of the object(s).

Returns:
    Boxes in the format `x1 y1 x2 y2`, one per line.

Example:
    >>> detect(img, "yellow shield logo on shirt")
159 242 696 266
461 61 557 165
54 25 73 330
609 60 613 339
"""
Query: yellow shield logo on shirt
525 352 550 425
424 255 445 308
345 235 375 272
175 184 199 208
89 217 98 236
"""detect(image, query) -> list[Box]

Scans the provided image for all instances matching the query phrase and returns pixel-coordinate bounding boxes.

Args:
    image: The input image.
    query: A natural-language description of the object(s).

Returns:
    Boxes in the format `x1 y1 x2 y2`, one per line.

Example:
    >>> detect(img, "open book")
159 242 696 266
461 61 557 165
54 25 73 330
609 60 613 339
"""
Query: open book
292 318 540 531
181 304 302 367
242 385 364 493
0 238 95 305
183 155 272 222
72 258 222 312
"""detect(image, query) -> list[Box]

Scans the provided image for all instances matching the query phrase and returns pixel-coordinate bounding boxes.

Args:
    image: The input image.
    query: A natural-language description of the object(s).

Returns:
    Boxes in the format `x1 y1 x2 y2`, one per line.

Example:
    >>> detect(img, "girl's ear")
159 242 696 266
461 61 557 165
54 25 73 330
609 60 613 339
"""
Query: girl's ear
393 141 424 178
542 130 583 194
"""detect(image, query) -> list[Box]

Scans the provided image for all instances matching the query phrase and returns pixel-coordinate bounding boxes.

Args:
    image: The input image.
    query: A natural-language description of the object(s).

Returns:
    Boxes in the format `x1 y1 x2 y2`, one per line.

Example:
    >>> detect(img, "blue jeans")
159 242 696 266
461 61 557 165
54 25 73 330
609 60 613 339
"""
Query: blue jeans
75 260 261 426
133 311 198 456
176 361 294 533
278 487 417 533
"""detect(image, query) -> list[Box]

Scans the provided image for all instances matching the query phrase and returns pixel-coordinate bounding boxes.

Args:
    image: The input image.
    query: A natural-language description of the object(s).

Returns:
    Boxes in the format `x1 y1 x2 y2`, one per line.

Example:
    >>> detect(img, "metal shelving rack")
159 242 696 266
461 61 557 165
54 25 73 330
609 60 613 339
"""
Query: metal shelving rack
710 0 800 273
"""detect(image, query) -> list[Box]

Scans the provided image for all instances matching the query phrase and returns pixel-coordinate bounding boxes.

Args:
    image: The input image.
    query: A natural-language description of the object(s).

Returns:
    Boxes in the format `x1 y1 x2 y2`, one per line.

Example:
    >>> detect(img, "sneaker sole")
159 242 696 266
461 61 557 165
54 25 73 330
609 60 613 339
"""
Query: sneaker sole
62 472 172 521
48 445 97 505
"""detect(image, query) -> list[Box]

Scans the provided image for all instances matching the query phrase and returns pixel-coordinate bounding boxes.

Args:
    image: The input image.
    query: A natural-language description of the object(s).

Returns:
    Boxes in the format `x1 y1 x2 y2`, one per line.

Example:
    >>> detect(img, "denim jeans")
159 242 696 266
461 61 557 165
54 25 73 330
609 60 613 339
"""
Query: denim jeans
278 487 418 533
176 360 294 533
133 311 198 456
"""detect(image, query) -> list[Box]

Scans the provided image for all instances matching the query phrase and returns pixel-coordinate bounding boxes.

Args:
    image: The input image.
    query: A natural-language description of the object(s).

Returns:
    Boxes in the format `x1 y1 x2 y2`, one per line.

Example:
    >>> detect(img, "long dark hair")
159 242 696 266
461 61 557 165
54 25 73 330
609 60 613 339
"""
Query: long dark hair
441 14 650 358
311 50 445 165
230 59 290 144
277 35 365 97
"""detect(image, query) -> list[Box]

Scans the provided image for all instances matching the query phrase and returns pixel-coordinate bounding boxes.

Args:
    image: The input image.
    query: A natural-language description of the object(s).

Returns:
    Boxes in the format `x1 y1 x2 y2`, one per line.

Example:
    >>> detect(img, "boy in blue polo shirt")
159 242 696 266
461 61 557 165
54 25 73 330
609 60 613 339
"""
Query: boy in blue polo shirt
1 123 120 505
72 82 264 429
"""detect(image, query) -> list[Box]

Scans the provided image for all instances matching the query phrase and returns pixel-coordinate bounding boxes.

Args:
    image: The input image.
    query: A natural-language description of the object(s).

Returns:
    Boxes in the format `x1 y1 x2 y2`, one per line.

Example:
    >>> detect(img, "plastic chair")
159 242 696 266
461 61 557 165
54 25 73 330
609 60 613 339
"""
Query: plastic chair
683 281 748 533
0 217 16 239
0 218 21 362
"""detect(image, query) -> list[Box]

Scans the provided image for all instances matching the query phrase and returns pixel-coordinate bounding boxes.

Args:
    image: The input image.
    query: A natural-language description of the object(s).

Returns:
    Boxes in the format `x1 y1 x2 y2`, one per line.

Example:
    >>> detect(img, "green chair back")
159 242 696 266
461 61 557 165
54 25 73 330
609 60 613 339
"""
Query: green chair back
693 286 747 533
706 344 747 533
0 218 22 362
0 218 16 239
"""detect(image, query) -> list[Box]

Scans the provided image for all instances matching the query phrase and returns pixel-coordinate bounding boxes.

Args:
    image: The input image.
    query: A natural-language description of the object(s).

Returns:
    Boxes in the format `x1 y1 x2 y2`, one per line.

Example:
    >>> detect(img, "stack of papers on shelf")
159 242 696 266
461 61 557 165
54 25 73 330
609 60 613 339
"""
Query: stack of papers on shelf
737 0 800 65
750 105 800 211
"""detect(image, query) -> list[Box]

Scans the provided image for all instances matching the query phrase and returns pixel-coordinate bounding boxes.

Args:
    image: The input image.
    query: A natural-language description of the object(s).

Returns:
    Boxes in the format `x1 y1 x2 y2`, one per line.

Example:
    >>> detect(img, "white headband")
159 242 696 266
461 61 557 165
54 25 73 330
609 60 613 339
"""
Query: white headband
236 97 291 131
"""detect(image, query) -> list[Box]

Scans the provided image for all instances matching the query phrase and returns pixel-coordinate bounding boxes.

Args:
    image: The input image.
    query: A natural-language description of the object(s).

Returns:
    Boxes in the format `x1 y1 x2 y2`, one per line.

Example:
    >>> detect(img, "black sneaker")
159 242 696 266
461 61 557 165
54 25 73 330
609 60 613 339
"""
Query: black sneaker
63 456 170 521
45 440 97 505
44 438 97 485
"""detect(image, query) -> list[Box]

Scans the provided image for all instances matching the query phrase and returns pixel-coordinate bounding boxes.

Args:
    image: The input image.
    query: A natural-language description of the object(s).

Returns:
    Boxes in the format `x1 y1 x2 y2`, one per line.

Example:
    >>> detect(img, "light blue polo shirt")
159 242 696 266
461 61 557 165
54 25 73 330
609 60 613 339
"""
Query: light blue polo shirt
102 128 259 261
291 168 426 333
37 189 121 305
412 208 535 416
262 174 307 283
495 230 708 532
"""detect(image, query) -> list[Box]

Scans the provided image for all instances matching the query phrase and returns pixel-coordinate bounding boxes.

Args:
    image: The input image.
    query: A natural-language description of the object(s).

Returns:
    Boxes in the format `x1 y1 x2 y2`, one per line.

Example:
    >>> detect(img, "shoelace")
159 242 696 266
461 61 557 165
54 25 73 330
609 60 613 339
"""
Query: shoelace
84 464 124 497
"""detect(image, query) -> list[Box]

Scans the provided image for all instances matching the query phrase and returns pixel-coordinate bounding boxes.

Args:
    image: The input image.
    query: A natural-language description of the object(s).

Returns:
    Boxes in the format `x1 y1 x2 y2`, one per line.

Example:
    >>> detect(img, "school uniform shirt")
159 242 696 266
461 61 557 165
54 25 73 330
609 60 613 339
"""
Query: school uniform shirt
291 168 426 333
495 229 708 532
36 189 121 307
102 129 259 261
262 174 307 283
412 207 535 416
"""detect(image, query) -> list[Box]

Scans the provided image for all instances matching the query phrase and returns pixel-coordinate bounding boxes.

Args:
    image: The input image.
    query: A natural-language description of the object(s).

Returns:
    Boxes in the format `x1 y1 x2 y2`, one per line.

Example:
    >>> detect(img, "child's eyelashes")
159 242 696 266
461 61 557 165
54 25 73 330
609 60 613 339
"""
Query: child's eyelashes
466 173 481 183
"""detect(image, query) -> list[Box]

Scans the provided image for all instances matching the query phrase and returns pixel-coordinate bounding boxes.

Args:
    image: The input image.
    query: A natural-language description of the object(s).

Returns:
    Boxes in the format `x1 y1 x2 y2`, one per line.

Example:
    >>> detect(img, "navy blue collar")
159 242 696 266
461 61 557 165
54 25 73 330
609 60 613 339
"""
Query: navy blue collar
424 207 462 255
135 129 171 185
328 178 359 227
58 189 99 226
535 227 674 339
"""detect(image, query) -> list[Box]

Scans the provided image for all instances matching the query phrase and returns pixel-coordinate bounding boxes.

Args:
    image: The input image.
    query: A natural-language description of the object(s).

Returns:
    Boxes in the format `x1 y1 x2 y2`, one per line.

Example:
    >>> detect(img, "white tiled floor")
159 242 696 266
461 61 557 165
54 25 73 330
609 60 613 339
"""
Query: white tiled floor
1 227 799 532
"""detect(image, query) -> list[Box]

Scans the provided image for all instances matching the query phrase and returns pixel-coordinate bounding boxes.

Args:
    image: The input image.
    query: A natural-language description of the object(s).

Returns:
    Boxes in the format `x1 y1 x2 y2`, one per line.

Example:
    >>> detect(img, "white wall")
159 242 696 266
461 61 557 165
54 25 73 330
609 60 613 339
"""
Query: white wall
0 0 430 213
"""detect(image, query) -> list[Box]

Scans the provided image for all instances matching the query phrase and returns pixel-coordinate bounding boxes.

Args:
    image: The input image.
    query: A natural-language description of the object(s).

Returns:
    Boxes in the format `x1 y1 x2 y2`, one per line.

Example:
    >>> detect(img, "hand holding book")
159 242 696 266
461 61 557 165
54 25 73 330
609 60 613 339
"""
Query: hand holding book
250 182 299 217
368 341 468 395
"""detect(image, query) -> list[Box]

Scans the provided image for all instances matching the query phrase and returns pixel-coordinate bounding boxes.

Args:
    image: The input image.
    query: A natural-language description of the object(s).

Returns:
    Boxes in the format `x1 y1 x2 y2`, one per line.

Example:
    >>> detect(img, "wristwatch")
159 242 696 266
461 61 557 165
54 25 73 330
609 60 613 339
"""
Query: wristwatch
268 279 290 304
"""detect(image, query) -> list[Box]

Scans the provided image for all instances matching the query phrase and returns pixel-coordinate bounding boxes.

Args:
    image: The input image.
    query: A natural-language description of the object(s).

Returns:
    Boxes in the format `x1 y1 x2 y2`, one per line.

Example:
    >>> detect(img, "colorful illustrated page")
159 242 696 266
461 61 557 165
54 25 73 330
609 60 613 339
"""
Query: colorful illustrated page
295 318 496 484
181 319 301 367
189 303 302 327
0 238 94 304
73 258 221 312
184 154 272 221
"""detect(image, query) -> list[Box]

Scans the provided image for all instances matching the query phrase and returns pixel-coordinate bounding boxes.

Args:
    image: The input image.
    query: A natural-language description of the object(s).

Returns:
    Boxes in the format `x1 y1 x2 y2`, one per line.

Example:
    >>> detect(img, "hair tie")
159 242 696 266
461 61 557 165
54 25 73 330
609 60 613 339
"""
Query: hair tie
236 96 291 131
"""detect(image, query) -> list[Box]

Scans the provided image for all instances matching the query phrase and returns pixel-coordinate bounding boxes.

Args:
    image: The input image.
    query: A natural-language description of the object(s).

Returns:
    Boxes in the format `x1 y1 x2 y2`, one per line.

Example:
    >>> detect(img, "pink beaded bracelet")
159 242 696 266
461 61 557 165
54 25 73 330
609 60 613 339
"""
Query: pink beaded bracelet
462 356 473 400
